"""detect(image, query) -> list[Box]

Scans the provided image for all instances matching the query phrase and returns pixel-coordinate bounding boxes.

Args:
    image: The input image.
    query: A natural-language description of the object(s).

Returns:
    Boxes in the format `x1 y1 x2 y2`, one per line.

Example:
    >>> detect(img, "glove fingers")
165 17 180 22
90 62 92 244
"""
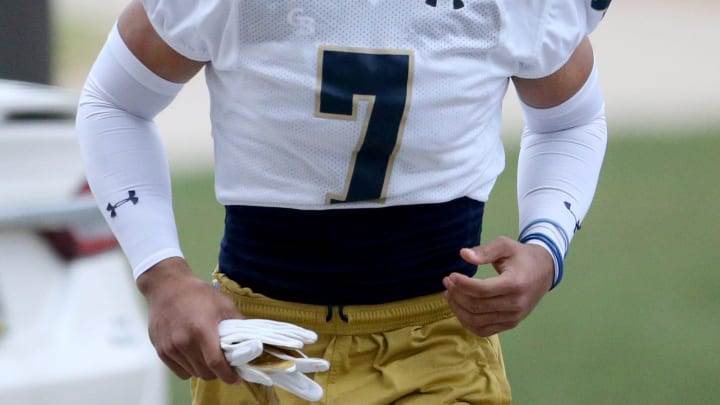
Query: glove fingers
263 347 330 373
248 352 297 373
236 365 274 386
222 333 305 350
220 319 318 345
220 319 314 336
222 339 264 366
219 318 328 402
293 357 330 373
222 328 315 346
270 372 324 402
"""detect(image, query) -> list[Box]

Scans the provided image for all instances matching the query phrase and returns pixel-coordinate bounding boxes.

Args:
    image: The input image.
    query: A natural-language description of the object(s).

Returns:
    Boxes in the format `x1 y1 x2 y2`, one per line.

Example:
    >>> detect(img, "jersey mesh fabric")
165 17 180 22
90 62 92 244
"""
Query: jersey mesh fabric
201 1 509 209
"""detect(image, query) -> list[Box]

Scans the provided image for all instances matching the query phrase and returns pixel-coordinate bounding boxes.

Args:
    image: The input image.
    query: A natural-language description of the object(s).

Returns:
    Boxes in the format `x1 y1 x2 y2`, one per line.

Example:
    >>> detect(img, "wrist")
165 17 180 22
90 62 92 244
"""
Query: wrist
519 234 563 290
524 242 556 291
136 256 195 298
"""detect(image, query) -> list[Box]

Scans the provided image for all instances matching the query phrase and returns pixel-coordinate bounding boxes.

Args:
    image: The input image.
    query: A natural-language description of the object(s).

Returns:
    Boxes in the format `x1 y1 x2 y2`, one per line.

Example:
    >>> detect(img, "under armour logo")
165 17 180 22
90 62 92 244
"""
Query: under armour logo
107 190 139 218
564 202 581 233
425 0 465 10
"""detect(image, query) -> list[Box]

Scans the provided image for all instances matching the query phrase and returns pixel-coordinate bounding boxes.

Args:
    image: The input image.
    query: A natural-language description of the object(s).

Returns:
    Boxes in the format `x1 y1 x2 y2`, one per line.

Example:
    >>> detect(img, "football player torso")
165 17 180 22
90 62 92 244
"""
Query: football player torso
141 0 606 303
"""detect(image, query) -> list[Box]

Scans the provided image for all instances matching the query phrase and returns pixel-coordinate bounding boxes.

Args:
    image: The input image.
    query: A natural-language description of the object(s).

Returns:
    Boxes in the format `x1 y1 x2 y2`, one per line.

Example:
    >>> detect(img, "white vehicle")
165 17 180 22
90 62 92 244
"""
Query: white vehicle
0 79 168 405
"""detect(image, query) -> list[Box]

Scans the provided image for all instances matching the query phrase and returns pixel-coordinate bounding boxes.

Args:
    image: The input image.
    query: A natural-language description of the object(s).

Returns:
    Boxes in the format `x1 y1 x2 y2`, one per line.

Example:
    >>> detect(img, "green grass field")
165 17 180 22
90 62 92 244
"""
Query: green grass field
167 130 720 405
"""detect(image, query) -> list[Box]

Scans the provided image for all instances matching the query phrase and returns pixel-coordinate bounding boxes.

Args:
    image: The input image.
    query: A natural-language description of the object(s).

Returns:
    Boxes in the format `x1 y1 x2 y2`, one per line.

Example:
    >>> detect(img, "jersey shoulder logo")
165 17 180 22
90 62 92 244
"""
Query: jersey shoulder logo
107 190 139 218
425 0 465 10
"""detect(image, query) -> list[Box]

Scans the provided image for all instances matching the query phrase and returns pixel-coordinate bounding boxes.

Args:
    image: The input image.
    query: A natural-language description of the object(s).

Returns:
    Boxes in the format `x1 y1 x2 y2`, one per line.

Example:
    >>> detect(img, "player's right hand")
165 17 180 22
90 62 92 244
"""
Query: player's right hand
137 257 243 384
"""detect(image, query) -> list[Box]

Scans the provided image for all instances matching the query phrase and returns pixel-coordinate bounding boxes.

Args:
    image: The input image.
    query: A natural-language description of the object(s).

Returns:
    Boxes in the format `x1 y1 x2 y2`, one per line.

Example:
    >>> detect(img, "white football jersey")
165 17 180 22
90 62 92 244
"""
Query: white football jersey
142 0 605 209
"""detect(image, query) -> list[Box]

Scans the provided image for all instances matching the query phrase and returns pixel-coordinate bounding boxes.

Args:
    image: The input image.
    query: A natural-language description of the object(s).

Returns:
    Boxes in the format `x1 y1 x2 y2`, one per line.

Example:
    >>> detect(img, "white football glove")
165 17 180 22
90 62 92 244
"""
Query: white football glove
219 319 330 402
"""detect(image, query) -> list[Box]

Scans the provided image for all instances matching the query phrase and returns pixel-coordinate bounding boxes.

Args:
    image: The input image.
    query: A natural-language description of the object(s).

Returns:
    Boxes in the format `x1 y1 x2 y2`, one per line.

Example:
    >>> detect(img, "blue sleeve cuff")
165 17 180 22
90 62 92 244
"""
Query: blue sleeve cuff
519 232 565 290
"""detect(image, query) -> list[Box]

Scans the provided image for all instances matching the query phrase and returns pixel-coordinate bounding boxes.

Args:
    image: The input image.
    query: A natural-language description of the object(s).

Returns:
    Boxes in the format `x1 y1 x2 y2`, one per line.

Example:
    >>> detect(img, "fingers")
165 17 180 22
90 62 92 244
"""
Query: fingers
443 271 514 299
447 237 555 338
154 329 242 384
466 321 521 337
445 285 525 337
201 337 242 385
460 236 517 266
154 331 209 380
157 351 193 380
443 288 511 315
150 311 245 383
445 290 526 336
448 298 523 326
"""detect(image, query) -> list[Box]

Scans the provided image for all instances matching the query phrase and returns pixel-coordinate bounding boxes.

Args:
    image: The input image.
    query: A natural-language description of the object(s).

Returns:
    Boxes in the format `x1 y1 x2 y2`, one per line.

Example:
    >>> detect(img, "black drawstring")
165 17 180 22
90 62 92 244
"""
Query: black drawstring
325 305 350 323
338 305 349 323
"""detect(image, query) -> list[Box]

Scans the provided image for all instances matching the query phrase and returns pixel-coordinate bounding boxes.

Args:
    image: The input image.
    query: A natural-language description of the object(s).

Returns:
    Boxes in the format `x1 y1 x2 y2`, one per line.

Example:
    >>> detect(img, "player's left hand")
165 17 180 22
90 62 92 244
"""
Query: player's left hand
443 236 555 337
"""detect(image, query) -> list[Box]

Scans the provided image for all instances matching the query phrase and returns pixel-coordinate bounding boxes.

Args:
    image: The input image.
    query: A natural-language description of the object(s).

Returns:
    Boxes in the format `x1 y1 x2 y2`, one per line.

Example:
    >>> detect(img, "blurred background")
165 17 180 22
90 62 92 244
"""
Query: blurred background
4 0 718 404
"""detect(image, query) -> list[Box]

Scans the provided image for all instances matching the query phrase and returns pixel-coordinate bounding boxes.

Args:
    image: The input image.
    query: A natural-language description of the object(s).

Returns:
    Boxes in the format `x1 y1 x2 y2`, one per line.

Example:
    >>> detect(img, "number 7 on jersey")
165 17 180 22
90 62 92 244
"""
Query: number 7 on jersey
316 47 414 204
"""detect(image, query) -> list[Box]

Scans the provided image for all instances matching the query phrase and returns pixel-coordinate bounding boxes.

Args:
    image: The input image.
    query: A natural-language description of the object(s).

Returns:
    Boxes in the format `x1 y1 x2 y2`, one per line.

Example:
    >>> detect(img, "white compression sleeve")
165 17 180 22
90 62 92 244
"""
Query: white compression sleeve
517 63 608 289
76 25 185 280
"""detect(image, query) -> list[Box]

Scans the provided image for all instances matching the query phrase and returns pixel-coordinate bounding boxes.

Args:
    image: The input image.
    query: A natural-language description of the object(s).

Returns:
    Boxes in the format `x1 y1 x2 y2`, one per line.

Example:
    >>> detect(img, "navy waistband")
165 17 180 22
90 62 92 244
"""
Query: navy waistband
218 197 485 305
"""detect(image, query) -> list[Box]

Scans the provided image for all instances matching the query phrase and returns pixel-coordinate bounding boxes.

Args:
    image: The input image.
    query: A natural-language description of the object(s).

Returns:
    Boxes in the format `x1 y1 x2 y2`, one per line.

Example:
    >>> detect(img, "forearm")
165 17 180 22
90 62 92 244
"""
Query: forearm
516 63 608 288
76 25 185 280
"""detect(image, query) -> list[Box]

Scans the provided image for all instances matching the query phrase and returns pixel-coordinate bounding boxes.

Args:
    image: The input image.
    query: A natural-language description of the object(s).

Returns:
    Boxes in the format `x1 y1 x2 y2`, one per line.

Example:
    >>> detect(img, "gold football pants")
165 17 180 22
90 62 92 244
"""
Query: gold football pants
191 272 512 405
